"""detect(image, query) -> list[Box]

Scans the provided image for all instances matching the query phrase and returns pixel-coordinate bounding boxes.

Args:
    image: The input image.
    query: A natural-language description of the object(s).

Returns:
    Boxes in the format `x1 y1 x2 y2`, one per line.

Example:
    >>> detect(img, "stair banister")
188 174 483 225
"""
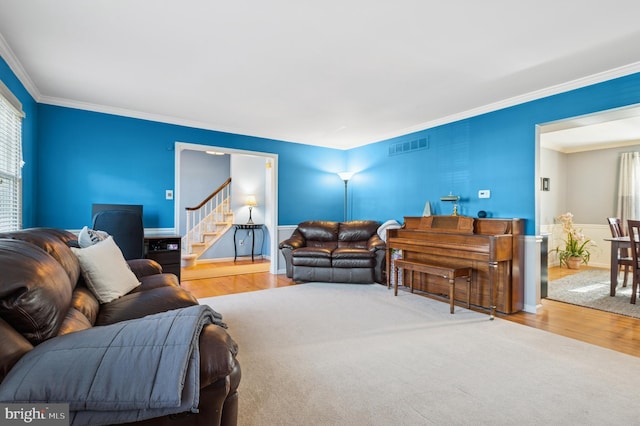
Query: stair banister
184 178 233 259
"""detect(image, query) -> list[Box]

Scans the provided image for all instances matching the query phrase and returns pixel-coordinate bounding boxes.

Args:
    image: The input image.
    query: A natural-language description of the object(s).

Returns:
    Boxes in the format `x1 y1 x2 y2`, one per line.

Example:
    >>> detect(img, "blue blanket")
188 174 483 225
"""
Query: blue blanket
0 305 225 426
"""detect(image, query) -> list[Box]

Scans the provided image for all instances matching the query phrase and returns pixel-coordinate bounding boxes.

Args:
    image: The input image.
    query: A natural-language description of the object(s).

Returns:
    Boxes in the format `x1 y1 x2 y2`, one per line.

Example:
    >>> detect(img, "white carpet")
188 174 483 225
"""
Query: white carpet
200 283 640 426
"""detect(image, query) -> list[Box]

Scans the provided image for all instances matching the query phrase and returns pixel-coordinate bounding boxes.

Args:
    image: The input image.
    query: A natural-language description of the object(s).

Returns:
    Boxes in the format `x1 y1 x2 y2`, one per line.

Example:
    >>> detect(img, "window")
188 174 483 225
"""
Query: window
616 152 640 234
0 80 24 232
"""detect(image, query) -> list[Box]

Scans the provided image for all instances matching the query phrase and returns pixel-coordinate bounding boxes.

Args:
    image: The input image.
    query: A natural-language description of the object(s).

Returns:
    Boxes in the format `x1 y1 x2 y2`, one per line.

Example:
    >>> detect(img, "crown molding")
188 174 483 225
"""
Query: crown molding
2 28 640 150
38 94 287 143
369 62 640 146
0 33 41 101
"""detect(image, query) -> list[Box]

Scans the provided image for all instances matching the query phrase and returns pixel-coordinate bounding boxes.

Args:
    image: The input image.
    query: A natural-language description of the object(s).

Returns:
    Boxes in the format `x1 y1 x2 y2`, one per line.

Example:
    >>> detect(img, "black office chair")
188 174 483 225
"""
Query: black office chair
92 209 144 260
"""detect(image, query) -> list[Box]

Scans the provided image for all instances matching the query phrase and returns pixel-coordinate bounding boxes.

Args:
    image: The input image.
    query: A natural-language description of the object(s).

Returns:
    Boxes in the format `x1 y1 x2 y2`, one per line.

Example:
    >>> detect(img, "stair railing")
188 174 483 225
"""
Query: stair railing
184 177 232 254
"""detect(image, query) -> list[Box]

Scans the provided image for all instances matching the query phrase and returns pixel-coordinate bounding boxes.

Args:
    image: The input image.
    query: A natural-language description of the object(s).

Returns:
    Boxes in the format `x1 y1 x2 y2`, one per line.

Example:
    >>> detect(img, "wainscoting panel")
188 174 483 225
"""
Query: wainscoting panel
541 223 610 269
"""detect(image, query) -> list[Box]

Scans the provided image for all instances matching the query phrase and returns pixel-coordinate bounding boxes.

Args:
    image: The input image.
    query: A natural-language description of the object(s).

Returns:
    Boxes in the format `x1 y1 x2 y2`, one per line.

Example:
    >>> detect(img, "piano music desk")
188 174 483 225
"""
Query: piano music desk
392 259 472 315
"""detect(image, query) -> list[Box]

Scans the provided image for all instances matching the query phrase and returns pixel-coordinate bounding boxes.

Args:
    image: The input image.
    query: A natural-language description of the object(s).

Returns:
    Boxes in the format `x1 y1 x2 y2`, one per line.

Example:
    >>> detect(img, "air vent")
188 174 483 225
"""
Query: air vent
388 137 429 156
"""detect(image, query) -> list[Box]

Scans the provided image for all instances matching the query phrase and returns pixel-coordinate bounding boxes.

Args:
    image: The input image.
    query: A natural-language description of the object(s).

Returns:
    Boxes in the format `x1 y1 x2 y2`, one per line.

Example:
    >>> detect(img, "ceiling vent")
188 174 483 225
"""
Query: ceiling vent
388 137 429 156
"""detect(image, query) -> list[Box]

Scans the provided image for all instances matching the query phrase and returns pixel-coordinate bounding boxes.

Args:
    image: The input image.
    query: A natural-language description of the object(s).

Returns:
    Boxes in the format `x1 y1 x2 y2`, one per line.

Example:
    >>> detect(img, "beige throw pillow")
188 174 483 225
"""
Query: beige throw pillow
71 236 140 303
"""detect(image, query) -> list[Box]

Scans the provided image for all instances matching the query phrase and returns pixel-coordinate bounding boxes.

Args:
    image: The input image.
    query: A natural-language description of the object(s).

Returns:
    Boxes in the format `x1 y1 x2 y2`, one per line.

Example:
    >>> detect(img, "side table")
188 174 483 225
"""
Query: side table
144 235 182 280
233 224 264 262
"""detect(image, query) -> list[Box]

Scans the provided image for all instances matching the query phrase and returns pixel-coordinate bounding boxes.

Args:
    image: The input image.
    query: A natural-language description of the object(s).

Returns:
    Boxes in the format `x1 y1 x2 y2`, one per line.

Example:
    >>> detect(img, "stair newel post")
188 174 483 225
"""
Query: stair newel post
186 210 191 254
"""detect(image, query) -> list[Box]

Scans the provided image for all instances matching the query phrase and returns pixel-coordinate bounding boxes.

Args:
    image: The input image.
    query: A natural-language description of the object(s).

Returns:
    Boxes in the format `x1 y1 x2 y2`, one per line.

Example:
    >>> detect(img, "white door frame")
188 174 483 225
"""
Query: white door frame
174 141 279 274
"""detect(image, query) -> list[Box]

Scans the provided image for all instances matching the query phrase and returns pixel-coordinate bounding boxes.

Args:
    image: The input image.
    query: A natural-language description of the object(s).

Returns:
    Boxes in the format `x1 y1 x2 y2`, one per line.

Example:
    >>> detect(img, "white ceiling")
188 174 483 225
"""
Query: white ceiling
540 107 640 153
1 1 640 150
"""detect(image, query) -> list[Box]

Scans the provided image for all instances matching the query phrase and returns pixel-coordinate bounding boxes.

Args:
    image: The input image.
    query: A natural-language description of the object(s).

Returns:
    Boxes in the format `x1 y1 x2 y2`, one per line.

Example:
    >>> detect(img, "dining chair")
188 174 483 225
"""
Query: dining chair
626 220 640 304
607 217 631 288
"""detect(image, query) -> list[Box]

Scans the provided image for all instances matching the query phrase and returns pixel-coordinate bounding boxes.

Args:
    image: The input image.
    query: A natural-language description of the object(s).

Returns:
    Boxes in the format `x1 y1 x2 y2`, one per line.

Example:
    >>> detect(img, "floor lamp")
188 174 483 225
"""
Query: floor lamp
338 172 355 221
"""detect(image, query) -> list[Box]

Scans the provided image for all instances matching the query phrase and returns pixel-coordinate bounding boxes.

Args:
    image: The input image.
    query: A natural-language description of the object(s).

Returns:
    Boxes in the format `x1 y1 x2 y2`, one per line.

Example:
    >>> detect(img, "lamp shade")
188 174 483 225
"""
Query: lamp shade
245 195 257 207
338 171 355 181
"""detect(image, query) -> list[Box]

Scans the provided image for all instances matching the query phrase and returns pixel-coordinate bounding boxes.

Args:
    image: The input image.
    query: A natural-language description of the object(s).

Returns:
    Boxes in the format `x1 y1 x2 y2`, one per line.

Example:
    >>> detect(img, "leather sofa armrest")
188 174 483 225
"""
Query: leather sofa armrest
121 325 241 426
0 317 34 383
278 231 305 250
279 230 305 278
96 286 198 325
367 234 386 252
199 324 239 388
127 258 164 278
369 234 387 284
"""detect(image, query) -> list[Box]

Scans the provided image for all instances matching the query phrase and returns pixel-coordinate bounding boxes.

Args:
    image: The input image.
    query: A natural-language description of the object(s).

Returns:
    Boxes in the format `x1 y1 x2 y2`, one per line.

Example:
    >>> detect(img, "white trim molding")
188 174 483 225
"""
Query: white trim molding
523 235 544 314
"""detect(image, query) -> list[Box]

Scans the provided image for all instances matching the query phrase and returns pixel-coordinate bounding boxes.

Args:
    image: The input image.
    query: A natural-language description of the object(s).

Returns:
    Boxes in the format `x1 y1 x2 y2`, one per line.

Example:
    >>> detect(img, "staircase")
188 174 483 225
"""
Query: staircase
182 178 234 267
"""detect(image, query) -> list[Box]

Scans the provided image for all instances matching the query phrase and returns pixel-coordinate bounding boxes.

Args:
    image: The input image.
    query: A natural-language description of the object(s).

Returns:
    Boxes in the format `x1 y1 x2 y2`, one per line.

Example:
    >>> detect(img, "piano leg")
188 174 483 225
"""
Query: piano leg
448 278 455 314
393 264 399 296
489 262 498 320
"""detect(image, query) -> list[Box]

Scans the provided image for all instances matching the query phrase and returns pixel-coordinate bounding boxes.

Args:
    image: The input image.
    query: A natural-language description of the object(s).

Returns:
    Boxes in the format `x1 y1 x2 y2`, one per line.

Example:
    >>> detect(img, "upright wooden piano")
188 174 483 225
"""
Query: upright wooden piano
386 215 524 314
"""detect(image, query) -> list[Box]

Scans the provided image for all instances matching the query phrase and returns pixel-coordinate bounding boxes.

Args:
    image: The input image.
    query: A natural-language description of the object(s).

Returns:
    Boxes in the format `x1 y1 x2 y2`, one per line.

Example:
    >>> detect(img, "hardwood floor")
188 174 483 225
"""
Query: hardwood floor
181 262 640 358
503 266 640 358
181 259 294 298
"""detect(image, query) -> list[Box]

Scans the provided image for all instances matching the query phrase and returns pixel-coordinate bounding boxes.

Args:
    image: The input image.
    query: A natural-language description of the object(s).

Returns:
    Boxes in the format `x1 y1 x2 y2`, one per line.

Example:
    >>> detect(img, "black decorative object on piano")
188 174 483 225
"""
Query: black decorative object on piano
385 215 524 315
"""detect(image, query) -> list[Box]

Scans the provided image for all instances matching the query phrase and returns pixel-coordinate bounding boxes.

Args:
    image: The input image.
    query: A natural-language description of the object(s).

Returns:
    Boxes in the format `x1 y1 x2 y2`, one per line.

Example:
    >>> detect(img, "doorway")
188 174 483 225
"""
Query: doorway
173 142 279 275
536 103 640 313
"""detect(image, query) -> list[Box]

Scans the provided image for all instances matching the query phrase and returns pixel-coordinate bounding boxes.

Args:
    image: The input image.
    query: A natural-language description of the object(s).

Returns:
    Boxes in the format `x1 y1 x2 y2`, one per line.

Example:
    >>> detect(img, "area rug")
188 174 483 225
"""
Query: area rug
547 269 640 318
199 283 640 425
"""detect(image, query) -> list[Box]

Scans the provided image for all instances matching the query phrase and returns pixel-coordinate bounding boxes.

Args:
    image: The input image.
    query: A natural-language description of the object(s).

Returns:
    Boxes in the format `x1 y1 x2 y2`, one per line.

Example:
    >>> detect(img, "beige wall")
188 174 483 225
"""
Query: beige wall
541 143 640 268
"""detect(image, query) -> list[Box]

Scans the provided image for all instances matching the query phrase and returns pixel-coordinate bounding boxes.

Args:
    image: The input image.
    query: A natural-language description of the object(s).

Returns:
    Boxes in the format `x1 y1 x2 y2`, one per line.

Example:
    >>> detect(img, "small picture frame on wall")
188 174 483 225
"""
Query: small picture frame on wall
541 177 550 191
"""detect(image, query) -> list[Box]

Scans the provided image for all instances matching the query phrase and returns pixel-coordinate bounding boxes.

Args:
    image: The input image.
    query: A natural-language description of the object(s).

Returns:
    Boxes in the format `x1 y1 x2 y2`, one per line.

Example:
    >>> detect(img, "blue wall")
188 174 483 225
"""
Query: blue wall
348 72 640 234
3 52 640 235
0 57 37 227
35 105 346 228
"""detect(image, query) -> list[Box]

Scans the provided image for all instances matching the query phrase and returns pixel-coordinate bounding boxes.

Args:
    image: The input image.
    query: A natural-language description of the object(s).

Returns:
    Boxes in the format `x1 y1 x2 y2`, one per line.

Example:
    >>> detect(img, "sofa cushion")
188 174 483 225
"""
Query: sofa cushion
0 239 73 345
71 236 141 304
292 257 332 267
332 248 375 268
297 221 339 246
332 247 374 259
57 307 93 336
337 220 380 248
332 257 376 268
292 247 332 258
291 247 333 267
0 228 81 287
69 286 100 325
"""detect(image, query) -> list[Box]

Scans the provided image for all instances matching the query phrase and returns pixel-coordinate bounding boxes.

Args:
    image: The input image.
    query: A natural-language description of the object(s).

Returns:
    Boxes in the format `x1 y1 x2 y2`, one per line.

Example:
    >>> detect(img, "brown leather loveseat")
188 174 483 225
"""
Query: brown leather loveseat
0 228 240 426
279 220 385 284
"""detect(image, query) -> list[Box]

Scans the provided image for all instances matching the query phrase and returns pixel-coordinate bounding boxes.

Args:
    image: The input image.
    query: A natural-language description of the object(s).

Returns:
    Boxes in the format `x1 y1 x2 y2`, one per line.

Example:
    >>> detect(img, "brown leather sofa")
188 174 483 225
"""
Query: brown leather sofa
0 228 240 426
279 220 386 284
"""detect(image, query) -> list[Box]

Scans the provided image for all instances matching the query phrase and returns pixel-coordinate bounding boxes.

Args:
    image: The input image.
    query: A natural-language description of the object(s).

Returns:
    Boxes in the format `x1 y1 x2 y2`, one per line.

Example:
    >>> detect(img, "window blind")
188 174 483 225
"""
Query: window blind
0 80 24 232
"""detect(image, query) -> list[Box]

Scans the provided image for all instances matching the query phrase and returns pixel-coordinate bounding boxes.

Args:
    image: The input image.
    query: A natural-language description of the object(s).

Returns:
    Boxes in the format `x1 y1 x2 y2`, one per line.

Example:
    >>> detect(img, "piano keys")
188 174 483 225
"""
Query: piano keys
386 215 524 314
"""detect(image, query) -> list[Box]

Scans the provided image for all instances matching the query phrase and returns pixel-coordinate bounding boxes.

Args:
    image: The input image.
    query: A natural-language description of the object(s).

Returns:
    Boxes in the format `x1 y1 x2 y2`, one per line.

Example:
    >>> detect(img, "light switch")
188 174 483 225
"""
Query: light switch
478 190 490 199
166 190 174 200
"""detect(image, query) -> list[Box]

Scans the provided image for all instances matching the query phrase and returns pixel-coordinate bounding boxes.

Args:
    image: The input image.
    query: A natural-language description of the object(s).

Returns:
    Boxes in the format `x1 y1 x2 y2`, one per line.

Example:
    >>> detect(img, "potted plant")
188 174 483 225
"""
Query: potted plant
551 212 595 269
